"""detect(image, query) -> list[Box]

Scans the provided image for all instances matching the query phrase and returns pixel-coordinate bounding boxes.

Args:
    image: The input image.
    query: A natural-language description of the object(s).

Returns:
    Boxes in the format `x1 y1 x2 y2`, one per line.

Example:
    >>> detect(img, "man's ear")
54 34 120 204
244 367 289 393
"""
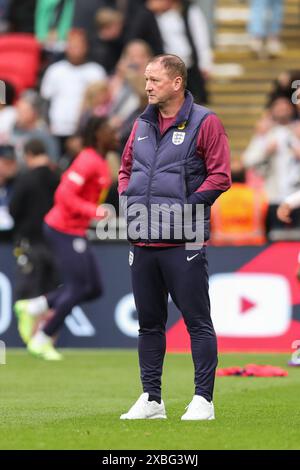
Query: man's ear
174 76 183 91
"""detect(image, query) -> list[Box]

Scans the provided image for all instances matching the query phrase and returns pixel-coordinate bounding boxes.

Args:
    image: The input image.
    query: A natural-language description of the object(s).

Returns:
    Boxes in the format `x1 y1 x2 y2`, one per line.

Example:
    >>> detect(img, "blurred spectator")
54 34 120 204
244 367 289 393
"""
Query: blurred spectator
0 0 9 32
10 90 60 164
114 0 146 32
73 0 110 31
78 80 111 131
109 39 153 129
35 0 75 53
267 70 300 109
0 145 17 241
9 138 60 300
40 29 106 152
0 81 17 144
7 0 36 33
243 96 300 233
118 74 148 150
242 111 274 178
58 133 83 171
124 2 164 55
89 7 124 74
145 0 212 103
210 159 268 245
248 0 284 58
73 0 144 37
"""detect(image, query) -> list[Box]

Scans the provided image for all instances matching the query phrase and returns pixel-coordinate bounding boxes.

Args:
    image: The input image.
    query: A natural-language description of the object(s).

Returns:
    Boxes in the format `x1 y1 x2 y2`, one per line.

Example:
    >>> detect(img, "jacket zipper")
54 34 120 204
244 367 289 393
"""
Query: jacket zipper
143 120 160 240
142 119 185 241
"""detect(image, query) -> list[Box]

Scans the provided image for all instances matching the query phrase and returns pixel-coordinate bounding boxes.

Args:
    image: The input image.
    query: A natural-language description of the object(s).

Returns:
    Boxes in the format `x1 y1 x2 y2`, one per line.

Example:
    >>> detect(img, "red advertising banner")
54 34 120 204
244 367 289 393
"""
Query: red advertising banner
167 242 300 352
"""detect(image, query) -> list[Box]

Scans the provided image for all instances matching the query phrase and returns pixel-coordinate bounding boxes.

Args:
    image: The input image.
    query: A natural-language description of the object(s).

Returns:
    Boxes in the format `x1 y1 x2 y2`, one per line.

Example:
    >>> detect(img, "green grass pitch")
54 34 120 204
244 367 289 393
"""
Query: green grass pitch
0 350 299 450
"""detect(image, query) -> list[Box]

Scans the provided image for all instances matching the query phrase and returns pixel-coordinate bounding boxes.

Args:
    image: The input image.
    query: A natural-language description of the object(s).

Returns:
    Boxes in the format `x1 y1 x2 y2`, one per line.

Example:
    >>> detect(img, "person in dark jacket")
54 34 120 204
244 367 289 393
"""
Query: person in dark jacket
118 54 231 421
73 0 144 39
9 139 60 301
124 2 164 56
7 0 36 33
89 7 125 74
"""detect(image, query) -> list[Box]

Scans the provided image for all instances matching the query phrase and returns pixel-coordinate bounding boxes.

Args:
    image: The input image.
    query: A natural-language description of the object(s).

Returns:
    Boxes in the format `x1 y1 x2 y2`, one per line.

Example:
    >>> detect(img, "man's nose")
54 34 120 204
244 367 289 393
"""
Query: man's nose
145 82 152 91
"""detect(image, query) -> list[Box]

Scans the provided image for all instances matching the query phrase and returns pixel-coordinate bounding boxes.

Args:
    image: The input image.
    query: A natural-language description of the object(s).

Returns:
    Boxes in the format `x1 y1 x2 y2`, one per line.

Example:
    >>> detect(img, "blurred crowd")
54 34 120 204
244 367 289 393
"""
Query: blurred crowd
0 0 214 243
211 69 300 246
243 72 300 234
0 0 300 248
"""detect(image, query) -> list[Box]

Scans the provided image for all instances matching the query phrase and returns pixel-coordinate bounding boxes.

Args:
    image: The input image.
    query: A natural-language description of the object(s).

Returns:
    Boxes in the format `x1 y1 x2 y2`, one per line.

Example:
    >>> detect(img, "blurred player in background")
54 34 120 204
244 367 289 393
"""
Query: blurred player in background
277 190 300 366
15 117 117 360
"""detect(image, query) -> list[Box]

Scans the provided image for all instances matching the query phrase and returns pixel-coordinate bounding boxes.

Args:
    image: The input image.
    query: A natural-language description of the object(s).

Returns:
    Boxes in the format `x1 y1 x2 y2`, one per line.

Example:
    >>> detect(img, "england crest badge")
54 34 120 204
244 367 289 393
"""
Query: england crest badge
172 131 185 145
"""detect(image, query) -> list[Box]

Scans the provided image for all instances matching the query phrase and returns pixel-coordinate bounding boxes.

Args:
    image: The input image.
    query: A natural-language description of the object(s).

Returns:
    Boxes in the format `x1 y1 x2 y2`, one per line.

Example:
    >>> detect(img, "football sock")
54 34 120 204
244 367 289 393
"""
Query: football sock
27 296 49 316
31 330 51 346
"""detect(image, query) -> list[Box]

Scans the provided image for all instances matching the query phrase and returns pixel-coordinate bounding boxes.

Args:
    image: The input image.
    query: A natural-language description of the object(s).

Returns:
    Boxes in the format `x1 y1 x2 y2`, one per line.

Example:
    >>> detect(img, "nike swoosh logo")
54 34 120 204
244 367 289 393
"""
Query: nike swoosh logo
137 136 149 141
187 254 199 262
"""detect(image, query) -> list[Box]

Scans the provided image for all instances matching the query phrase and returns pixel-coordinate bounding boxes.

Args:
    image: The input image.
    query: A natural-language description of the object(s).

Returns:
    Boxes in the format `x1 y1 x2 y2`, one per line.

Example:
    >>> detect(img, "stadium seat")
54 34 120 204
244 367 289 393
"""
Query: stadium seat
0 33 40 56
0 34 40 92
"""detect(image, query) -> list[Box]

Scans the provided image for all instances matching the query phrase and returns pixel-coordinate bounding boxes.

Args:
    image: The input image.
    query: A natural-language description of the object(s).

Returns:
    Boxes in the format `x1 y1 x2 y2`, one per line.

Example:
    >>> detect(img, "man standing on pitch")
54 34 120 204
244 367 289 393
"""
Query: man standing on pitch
118 54 231 420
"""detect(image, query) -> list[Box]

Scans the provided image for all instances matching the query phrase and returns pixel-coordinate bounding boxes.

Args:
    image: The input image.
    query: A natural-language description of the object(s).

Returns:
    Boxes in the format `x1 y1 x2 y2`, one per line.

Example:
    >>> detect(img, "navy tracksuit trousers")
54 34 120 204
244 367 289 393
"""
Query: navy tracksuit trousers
130 245 217 402
43 224 103 336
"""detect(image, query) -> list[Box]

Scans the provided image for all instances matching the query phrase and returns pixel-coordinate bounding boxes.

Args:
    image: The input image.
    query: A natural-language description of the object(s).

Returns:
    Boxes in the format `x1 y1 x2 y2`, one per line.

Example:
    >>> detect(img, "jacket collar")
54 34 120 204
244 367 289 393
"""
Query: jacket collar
140 90 194 128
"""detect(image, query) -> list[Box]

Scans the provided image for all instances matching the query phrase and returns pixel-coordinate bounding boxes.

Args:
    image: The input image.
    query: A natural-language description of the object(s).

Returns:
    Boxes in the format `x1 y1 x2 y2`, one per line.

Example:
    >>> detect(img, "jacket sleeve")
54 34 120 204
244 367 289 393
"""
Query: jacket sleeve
118 120 138 195
54 152 99 219
188 114 232 206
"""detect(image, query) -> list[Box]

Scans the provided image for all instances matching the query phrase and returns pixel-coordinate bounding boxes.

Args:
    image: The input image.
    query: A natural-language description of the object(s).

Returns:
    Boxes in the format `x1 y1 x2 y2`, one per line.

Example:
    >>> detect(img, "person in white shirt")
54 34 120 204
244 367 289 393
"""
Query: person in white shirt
0 81 17 145
243 97 300 233
276 121 300 221
40 28 107 151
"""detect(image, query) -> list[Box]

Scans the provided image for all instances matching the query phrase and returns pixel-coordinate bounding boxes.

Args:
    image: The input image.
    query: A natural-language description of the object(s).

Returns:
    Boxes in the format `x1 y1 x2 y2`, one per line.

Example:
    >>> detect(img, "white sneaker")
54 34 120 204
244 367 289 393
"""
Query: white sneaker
181 395 215 421
120 393 167 420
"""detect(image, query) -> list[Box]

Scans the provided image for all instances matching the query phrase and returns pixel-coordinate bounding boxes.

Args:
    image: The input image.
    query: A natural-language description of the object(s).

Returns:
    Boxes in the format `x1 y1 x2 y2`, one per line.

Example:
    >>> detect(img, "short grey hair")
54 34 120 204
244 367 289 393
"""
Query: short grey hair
148 54 187 88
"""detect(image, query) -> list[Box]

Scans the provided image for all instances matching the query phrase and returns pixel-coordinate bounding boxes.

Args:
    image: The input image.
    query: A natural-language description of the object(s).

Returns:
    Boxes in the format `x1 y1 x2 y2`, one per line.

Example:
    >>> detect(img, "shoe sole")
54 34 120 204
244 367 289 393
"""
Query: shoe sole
120 415 167 420
27 347 63 361
29 353 62 361
181 415 215 421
